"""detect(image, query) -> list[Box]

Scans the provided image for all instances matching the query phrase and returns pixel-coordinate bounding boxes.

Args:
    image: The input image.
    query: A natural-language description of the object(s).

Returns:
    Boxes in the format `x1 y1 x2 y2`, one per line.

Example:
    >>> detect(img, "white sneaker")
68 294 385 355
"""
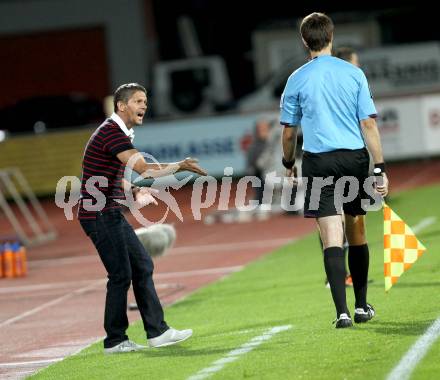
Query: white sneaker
104 340 146 354
148 328 193 348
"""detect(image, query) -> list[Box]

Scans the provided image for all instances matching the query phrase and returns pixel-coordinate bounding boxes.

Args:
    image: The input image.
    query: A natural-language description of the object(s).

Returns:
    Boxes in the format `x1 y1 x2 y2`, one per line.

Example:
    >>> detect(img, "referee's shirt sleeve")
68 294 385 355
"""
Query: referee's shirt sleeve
103 128 135 156
357 70 377 120
279 77 301 127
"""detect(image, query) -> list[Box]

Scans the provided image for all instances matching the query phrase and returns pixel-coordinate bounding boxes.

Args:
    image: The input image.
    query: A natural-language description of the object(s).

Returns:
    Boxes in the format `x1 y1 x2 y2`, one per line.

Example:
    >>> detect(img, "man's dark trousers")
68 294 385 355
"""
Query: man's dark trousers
80 209 168 348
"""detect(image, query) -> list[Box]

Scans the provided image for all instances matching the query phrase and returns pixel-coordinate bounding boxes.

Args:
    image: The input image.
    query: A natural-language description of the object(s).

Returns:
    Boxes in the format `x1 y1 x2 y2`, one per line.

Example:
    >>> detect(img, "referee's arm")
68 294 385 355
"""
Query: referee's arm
360 117 384 165
361 117 389 196
282 126 298 162
282 125 299 177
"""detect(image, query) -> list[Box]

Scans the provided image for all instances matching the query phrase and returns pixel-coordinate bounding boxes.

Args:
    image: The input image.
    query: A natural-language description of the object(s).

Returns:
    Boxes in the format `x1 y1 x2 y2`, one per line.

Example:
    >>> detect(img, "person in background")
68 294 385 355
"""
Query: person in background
334 46 360 67
245 116 272 205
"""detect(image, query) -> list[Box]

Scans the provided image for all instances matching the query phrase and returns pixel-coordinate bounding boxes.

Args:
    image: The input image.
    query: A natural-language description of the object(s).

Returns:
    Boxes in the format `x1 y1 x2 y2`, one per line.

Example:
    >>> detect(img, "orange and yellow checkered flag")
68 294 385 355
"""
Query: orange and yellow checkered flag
384 204 427 291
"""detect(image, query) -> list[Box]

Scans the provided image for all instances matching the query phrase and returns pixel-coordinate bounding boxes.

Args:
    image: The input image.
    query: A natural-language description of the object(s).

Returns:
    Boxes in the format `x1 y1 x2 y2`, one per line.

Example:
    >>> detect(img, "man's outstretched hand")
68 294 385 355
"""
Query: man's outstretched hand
133 187 159 207
179 157 208 176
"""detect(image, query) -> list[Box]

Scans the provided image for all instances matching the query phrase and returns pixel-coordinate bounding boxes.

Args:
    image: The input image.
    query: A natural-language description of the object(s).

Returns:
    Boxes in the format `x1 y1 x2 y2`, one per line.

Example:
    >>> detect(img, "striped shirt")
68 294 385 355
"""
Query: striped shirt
78 118 134 219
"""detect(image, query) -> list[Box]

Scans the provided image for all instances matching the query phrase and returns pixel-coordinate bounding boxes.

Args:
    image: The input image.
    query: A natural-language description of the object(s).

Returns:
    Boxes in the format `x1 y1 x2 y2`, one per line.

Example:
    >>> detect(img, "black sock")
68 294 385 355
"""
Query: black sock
348 244 369 309
323 247 348 316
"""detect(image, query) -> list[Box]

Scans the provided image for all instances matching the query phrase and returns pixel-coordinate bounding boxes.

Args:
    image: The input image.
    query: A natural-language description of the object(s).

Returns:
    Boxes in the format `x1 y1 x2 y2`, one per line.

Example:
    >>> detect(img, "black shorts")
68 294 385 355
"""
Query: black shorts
302 148 371 218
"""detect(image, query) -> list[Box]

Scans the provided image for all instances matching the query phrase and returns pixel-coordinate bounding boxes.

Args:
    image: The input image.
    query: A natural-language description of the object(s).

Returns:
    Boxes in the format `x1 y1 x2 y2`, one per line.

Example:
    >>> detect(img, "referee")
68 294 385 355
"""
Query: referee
280 13 388 328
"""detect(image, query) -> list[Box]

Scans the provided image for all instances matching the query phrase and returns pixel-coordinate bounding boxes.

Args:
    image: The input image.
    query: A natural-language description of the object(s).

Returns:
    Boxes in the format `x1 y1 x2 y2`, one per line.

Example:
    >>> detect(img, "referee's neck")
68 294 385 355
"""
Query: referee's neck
310 46 332 59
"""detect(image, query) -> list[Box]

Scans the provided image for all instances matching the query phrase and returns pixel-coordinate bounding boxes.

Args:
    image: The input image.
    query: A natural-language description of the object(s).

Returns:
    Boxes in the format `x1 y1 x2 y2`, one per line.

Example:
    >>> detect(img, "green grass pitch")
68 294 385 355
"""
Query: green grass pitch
32 184 440 380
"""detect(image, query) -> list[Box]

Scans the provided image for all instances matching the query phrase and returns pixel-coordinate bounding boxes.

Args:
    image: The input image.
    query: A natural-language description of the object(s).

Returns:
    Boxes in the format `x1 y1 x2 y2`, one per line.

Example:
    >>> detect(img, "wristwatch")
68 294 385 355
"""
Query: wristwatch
374 162 386 175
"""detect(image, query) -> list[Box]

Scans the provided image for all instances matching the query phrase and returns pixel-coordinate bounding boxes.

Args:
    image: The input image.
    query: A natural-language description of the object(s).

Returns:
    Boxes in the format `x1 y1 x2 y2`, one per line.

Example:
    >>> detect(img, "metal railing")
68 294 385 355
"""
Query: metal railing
0 168 57 246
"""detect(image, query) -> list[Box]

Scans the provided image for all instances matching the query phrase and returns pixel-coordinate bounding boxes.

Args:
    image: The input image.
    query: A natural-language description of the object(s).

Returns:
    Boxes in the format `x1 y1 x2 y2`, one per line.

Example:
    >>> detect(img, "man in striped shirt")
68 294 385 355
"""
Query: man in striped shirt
78 83 207 353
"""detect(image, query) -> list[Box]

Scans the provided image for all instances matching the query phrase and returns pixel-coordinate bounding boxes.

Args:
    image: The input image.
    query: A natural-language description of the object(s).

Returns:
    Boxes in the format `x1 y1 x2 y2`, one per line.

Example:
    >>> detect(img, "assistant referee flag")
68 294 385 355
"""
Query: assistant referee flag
384 204 427 291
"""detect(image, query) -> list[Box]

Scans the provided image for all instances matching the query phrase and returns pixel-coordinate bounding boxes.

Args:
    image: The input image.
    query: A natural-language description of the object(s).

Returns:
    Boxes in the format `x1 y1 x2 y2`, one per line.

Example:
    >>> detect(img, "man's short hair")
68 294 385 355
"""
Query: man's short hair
334 46 355 62
300 12 334 52
113 83 147 112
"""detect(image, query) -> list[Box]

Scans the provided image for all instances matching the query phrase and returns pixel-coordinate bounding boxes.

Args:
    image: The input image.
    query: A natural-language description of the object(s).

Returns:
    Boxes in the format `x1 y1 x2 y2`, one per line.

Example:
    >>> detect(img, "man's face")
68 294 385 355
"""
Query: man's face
120 90 147 127
350 53 360 67
256 120 271 140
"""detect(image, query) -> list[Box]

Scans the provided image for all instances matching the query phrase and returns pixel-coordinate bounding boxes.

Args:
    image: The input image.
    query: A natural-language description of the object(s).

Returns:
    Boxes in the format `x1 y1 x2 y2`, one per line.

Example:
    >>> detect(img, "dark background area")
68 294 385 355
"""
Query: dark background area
152 0 438 99
0 0 437 133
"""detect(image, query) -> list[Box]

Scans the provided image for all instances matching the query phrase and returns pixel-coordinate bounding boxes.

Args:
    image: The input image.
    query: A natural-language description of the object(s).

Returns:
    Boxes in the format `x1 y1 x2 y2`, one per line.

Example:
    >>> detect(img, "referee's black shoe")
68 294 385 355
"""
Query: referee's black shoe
333 313 353 328
354 304 375 324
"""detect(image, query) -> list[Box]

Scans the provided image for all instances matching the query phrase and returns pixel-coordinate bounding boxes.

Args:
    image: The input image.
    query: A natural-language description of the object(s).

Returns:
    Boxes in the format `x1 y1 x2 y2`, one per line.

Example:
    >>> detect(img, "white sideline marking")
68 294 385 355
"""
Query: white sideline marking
0 266 241 328
0 280 105 328
155 266 243 279
169 238 292 256
0 267 241 295
0 358 63 368
411 216 437 234
28 238 293 268
197 328 261 341
384 217 438 379
0 279 102 294
13 339 97 359
386 317 440 380
29 255 98 268
187 325 292 380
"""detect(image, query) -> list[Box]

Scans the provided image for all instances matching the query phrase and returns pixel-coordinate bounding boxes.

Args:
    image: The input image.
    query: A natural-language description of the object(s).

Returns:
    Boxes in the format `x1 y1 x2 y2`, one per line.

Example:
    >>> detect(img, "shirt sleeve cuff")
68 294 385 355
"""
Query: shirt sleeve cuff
359 113 377 121
280 122 299 127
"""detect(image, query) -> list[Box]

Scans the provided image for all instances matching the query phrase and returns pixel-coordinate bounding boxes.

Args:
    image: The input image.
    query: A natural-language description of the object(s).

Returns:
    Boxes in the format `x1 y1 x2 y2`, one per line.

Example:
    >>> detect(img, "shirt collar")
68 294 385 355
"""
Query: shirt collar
110 113 135 142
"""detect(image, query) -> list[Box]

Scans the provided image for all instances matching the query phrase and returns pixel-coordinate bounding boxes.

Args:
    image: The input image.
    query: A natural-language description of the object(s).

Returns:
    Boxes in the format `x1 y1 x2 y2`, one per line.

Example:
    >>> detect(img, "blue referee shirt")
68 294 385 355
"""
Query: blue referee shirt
280 55 377 153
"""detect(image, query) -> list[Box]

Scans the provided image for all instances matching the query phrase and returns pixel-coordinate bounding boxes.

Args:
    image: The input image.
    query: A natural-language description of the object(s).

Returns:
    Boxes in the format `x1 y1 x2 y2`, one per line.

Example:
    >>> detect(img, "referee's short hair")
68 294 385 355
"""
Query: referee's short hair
113 83 147 112
300 12 334 52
